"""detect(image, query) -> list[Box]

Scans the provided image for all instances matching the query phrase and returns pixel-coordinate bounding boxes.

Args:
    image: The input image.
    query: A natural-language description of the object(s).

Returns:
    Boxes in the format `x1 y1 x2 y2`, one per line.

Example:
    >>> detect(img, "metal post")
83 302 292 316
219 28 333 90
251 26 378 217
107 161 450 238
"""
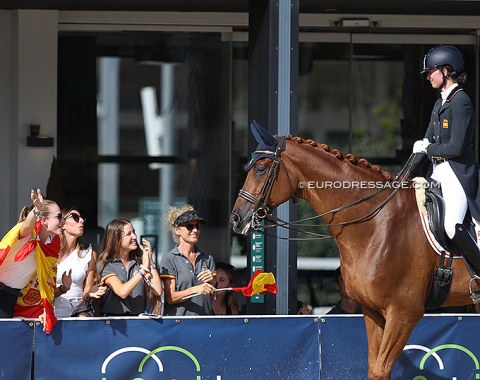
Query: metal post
275 0 292 315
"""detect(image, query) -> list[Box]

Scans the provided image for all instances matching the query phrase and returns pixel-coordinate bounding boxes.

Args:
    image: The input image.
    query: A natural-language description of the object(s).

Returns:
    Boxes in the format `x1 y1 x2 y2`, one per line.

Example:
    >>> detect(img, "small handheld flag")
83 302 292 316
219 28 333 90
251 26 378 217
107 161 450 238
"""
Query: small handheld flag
182 270 278 300
231 270 278 297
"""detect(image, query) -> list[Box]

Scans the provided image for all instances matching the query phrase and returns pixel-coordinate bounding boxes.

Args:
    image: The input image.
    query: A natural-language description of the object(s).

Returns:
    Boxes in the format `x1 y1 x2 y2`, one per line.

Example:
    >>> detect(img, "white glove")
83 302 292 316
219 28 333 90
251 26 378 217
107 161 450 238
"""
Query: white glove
413 138 430 154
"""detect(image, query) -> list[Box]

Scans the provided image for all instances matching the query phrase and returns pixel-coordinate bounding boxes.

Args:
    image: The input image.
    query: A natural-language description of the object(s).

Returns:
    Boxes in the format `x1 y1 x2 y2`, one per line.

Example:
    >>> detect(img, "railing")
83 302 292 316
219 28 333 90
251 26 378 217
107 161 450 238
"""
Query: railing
1 314 478 379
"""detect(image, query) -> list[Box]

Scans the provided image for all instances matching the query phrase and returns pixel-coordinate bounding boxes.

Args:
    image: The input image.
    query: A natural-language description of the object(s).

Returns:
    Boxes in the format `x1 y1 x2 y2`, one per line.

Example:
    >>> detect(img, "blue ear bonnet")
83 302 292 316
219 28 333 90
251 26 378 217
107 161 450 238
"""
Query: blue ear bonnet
245 121 278 171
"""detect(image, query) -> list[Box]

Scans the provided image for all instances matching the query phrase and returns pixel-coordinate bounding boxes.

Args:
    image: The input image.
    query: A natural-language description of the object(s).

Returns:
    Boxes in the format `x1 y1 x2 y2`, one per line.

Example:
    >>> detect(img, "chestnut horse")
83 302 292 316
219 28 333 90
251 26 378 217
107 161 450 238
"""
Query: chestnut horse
230 125 474 380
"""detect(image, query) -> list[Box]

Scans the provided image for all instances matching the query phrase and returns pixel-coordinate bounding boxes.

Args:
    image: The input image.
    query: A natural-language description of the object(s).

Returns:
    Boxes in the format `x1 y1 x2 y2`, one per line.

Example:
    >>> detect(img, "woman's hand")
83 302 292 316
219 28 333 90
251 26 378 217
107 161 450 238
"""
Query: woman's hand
87 284 108 299
194 282 216 295
31 188 44 213
139 238 153 266
61 269 72 292
197 269 214 284
38 310 46 330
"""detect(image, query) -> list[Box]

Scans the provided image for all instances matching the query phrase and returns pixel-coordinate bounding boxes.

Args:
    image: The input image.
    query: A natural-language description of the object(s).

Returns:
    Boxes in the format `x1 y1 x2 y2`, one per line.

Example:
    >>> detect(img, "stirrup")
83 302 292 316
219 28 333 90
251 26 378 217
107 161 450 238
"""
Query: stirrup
469 275 480 304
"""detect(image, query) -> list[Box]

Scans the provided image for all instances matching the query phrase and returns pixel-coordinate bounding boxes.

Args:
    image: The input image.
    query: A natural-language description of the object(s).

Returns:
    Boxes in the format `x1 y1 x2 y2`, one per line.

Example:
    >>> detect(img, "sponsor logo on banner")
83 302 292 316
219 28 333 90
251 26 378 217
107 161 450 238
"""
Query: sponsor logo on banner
101 345 222 380
403 343 480 379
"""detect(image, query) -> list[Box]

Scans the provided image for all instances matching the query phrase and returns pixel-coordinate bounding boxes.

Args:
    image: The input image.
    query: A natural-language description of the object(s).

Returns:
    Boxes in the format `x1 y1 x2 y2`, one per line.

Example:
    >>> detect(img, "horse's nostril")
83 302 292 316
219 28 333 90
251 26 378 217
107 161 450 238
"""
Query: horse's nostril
230 213 240 226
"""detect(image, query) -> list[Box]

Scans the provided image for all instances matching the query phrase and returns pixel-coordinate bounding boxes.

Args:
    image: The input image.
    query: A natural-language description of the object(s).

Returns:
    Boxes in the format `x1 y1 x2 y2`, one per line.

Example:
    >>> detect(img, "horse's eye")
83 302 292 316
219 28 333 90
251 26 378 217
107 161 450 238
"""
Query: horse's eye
254 164 267 176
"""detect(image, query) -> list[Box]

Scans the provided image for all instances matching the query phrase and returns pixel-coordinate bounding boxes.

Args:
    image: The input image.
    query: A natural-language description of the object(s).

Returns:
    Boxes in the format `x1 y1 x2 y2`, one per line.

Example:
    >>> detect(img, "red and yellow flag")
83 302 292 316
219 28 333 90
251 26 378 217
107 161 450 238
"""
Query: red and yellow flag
232 270 278 297
1 221 59 333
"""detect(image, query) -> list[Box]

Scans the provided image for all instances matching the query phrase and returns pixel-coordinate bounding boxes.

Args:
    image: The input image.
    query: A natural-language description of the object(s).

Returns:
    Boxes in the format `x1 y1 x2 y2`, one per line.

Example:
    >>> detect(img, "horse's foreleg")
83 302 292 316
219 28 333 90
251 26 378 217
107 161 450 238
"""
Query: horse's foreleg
372 314 422 380
363 308 386 378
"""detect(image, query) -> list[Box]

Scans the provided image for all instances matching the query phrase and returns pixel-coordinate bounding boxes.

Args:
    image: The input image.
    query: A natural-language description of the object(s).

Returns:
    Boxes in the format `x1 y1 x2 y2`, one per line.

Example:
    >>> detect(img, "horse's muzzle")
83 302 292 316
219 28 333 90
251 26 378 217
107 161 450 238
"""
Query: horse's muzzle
230 212 251 235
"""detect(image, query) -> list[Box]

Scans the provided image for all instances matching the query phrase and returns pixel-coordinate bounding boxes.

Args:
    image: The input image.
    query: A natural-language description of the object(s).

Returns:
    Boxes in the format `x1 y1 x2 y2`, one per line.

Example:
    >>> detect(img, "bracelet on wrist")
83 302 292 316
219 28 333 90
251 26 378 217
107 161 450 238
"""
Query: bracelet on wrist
32 209 41 220
59 285 67 294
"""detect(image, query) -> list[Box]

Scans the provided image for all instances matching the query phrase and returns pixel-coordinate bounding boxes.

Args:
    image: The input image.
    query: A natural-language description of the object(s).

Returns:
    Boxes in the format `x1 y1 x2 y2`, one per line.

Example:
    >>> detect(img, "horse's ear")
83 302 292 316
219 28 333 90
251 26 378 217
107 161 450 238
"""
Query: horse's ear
251 120 277 147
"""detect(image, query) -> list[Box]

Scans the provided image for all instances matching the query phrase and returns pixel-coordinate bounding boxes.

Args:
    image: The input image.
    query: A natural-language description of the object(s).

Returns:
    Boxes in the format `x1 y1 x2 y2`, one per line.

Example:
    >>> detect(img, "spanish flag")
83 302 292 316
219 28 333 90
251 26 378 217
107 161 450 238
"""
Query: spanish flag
232 270 278 296
0 222 59 333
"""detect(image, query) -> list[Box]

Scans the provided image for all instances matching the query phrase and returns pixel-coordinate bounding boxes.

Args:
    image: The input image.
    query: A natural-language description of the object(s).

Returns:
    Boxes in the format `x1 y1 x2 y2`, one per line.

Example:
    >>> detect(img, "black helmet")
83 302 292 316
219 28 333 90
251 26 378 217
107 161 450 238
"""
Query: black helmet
421 45 464 75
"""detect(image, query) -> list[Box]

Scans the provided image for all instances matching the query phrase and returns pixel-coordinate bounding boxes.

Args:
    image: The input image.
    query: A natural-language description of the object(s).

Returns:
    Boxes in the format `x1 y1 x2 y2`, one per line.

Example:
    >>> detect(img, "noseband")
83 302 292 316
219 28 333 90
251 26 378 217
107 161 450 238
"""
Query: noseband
237 137 296 230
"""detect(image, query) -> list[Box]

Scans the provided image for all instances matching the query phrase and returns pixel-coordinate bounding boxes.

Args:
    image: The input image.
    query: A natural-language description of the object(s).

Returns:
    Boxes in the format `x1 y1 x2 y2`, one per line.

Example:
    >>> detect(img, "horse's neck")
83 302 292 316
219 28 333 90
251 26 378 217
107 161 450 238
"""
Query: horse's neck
293 151 380 218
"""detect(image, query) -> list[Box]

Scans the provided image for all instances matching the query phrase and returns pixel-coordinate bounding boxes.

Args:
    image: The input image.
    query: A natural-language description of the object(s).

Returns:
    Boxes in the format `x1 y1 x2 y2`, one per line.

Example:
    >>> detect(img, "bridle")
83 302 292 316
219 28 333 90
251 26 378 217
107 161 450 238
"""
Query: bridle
237 137 421 238
237 136 297 231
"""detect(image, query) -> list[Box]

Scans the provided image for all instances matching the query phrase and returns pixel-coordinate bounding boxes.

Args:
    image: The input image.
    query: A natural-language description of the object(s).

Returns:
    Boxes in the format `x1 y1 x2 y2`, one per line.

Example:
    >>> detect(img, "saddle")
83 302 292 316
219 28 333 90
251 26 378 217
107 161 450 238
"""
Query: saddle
420 179 480 308
424 181 448 249
425 180 477 251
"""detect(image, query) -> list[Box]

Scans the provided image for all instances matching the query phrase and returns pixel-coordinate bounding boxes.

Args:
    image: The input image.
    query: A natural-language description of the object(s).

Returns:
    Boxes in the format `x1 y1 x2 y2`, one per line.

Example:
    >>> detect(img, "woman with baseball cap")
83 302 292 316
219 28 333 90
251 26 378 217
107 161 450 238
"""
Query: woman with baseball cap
159 204 217 316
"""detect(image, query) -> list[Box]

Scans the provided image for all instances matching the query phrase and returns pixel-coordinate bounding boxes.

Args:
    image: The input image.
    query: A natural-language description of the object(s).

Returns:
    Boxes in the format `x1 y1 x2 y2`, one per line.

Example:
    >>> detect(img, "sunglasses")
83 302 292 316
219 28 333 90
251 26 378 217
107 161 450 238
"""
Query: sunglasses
65 213 86 223
182 223 200 231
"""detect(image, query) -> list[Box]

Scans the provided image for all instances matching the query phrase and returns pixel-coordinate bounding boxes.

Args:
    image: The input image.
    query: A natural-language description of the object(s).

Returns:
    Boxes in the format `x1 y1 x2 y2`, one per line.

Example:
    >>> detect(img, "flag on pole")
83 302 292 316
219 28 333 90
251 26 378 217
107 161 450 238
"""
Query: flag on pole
232 270 278 297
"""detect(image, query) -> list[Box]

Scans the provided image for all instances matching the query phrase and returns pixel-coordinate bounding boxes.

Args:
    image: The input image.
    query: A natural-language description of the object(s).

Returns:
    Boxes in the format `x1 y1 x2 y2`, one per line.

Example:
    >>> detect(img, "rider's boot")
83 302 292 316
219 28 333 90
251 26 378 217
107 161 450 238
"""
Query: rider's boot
452 223 480 302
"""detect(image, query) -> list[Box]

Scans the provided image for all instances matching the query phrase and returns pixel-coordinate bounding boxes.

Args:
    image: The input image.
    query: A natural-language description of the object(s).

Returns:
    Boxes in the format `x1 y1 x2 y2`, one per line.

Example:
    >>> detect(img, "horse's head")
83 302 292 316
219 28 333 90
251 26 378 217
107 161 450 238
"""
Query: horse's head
230 121 297 235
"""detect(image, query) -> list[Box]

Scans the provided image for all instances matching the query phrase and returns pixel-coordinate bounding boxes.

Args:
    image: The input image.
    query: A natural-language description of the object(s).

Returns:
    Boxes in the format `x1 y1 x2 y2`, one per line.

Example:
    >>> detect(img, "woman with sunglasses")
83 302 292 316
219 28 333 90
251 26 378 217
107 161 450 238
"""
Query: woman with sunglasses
96 218 162 316
0 189 63 333
160 205 217 316
53 208 107 317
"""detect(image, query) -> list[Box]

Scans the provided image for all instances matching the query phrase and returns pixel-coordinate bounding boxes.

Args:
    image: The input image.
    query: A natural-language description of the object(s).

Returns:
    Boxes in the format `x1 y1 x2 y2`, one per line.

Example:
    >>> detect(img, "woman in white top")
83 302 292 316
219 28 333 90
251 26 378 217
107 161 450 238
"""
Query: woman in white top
54 208 107 317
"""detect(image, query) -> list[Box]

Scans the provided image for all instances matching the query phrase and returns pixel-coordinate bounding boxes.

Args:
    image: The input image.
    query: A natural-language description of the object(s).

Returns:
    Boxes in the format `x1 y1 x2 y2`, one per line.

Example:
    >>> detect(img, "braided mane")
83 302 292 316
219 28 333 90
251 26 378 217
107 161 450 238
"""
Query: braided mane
285 135 394 181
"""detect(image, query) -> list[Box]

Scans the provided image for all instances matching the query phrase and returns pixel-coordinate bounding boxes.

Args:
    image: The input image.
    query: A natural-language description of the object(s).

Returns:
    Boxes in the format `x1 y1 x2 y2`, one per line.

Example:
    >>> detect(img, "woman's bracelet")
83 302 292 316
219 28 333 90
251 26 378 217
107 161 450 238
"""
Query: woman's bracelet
32 209 41 220
59 285 67 294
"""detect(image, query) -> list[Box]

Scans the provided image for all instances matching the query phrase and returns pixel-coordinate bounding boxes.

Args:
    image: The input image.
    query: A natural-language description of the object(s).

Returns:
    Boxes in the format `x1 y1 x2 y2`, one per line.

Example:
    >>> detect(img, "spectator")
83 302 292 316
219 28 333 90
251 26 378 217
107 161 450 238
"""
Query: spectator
327 267 362 315
53 208 107 317
160 205 216 316
212 262 240 315
96 218 162 316
0 189 63 333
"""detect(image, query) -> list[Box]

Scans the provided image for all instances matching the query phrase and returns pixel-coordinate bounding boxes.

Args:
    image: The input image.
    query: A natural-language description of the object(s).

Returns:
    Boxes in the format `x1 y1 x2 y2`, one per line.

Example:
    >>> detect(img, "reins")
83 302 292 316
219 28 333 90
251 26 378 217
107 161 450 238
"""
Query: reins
238 139 422 240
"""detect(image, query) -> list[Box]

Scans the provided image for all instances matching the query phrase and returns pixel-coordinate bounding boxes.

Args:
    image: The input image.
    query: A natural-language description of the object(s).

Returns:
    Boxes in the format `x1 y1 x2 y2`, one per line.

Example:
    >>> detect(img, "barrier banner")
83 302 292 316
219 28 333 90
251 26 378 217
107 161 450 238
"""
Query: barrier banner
34 316 320 380
321 314 480 380
0 319 33 380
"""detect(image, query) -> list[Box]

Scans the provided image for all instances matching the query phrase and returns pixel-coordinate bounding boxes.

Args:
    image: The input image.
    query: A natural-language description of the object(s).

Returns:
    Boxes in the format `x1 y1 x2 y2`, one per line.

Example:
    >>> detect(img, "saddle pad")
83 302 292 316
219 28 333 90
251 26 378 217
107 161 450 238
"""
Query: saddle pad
413 177 461 259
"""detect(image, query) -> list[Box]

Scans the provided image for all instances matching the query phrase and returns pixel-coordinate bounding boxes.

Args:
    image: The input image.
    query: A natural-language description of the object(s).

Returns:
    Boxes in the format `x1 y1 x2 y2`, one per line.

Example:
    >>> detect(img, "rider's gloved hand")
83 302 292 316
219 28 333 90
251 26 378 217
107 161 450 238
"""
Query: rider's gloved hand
413 138 430 154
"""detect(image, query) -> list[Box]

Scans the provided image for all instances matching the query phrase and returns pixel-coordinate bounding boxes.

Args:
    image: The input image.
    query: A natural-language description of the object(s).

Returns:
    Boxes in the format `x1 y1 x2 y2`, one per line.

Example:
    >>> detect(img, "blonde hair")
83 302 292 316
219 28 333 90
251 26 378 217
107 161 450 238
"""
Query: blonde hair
166 204 195 244
18 200 58 222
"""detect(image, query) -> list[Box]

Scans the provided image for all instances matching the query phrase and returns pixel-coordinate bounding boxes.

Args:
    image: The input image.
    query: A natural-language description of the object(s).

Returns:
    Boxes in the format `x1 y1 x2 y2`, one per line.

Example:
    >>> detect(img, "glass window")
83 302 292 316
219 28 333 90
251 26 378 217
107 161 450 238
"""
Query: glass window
58 31 234 262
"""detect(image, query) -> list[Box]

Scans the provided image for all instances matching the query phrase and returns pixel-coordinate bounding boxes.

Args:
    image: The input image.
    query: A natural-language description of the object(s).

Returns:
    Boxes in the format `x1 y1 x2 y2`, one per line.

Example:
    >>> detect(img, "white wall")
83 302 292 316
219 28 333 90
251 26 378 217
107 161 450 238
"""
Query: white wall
0 10 58 234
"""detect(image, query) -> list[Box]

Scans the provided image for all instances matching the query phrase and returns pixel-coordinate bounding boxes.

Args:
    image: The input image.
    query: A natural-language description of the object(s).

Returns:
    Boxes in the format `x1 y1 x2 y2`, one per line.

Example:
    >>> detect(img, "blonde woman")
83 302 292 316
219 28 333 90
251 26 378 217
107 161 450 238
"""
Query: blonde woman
159 205 216 316
0 189 63 333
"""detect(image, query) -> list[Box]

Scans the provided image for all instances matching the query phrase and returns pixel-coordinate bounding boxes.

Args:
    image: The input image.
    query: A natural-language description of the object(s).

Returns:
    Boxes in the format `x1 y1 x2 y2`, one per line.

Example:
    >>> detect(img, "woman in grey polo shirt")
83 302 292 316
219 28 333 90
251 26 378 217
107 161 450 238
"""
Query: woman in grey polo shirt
160 205 217 316
96 218 162 316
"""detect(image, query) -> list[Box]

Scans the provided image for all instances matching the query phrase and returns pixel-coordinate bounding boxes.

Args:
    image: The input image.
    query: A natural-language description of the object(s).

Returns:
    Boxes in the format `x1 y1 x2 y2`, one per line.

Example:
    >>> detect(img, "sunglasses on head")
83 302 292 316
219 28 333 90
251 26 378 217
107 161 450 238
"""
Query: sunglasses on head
65 213 86 223
182 223 200 231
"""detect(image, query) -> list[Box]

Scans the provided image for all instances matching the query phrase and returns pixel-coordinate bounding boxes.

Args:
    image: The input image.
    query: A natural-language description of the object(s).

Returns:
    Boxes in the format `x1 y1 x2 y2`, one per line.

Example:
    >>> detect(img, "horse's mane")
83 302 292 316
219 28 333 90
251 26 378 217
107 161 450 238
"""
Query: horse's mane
285 135 395 181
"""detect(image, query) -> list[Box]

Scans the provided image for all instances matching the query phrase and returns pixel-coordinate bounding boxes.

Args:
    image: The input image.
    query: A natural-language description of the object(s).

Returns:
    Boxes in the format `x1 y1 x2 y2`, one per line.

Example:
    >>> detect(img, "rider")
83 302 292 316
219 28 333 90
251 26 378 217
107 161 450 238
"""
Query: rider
413 45 480 274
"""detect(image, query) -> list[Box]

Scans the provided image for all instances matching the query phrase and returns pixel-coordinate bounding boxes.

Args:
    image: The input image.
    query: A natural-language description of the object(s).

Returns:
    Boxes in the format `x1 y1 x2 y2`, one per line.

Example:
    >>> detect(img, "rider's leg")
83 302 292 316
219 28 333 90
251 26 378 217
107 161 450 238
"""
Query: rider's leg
431 162 467 239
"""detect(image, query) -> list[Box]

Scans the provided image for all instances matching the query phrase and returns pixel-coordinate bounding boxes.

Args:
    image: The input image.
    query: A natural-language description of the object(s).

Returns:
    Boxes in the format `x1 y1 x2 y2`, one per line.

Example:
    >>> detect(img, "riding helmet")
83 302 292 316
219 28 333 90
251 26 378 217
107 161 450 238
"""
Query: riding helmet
420 45 464 75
